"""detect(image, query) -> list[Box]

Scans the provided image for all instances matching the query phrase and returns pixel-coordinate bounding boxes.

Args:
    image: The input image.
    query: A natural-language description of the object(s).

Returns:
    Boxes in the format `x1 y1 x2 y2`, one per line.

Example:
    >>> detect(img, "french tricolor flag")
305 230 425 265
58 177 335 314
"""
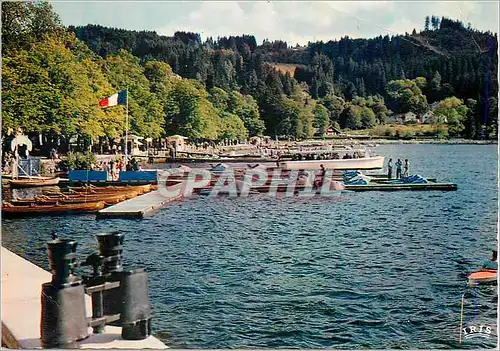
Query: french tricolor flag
99 90 127 108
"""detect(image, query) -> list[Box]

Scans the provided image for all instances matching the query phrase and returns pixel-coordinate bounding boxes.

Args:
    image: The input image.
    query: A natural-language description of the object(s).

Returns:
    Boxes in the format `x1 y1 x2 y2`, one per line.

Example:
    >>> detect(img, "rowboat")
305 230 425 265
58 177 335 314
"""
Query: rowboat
8 195 123 206
35 192 129 204
66 189 140 199
43 185 151 198
8 198 110 206
2 201 105 215
66 184 152 194
468 270 497 285
43 187 143 198
9 177 60 188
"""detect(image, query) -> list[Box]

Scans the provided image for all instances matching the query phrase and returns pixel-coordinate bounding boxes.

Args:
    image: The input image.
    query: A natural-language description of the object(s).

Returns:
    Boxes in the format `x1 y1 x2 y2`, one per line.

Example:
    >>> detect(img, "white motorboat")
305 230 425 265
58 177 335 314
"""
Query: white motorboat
278 148 385 170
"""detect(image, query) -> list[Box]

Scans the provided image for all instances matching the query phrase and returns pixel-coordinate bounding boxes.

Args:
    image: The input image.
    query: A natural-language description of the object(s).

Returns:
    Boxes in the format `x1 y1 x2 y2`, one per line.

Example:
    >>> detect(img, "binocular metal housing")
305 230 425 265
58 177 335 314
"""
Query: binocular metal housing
40 232 152 348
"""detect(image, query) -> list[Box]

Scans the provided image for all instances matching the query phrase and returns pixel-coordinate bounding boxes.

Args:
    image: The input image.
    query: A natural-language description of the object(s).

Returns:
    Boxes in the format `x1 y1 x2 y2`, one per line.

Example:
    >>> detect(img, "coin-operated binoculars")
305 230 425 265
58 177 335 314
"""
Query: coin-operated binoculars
40 238 88 348
40 232 152 348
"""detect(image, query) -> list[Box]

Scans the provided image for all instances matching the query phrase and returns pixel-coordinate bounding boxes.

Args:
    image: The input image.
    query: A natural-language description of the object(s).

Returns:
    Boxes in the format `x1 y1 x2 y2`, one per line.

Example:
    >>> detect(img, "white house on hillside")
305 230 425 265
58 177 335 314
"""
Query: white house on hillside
421 110 434 123
387 111 419 124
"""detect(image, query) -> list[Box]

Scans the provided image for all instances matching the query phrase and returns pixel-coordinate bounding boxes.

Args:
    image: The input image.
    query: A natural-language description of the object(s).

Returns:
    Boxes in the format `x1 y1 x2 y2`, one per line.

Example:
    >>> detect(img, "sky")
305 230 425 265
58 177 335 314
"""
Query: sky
51 1 499 45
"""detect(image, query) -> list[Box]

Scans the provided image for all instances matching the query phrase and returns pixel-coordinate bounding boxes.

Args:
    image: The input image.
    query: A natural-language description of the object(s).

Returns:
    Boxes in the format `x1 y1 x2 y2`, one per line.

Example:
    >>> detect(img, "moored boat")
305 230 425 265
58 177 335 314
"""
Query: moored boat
36 192 130 204
2 200 105 215
279 156 385 170
277 147 384 170
67 189 140 199
9 177 60 188
66 184 152 194
8 197 120 206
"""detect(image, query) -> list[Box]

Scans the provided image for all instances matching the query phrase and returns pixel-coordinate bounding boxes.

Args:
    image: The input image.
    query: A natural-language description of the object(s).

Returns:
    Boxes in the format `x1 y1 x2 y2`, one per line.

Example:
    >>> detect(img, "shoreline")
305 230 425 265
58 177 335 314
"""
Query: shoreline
28 138 497 175
218 138 498 150
344 138 498 145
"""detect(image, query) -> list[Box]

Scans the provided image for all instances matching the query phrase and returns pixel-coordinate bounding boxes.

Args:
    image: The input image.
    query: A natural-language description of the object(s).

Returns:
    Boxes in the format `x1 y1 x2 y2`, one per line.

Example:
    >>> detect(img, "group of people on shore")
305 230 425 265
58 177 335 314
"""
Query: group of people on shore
93 157 143 181
387 158 409 179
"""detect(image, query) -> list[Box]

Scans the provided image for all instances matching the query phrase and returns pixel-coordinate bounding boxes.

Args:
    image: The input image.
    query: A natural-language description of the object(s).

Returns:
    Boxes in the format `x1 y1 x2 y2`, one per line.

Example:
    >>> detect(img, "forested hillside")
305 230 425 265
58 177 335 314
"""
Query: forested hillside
2 1 498 153
70 15 498 138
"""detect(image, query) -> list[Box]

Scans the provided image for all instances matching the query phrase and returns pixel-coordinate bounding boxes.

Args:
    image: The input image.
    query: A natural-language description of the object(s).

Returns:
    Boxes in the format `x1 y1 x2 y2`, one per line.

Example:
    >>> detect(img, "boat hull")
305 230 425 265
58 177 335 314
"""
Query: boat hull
2 201 105 216
65 184 152 194
9 177 60 188
279 156 385 170
37 192 132 203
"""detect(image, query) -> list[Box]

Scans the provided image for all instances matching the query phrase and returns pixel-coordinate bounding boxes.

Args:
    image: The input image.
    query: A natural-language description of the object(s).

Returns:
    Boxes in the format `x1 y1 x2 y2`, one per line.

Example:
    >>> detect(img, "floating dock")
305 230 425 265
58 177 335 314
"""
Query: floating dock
344 182 457 191
1 247 167 349
365 174 438 183
97 186 182 219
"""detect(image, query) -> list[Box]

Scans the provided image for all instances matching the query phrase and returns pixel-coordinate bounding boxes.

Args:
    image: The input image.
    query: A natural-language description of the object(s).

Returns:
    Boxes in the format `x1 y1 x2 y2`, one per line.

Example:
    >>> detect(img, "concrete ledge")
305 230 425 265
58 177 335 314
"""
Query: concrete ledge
1 247 167 349
97 186 183 219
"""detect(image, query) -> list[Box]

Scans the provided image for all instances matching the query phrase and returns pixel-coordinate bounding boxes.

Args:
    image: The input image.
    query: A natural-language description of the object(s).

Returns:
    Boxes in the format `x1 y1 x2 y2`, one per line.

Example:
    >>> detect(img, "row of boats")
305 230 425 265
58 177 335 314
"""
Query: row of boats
1 163 365 215
2 184 154 215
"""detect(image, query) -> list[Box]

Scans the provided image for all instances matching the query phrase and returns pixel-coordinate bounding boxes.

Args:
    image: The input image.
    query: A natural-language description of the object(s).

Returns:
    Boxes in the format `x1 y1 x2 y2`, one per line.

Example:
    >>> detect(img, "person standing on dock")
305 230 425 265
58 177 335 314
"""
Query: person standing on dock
395 159 403 179
110 160 116 181
116 160 122 179
148 149 154 164
320 164 326 178
9 156 17 178
403 159 410 177
49 148 57 160
315 164 326 188
103 161 109 178
387 158 393 180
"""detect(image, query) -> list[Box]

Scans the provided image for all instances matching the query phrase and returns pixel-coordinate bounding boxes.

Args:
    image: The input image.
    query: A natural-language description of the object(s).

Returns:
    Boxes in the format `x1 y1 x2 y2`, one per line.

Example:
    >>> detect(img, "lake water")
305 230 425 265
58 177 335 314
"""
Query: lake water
2 144 498 349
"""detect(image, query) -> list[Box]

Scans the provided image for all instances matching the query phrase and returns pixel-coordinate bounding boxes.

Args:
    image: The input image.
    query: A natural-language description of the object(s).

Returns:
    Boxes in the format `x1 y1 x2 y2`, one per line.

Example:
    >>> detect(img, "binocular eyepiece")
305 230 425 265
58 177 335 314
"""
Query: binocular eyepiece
96 231 124 274
40 232 152 348
47 238 79 286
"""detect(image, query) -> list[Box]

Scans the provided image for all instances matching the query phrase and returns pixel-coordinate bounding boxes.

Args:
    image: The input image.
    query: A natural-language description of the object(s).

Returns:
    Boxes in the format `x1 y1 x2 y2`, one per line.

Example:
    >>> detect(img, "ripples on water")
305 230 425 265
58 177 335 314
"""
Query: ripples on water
2 144 498 348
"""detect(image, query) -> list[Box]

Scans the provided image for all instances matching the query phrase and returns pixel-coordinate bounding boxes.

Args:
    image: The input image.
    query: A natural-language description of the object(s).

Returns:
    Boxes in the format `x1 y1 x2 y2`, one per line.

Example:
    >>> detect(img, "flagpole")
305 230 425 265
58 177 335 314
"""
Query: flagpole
125 86 128 164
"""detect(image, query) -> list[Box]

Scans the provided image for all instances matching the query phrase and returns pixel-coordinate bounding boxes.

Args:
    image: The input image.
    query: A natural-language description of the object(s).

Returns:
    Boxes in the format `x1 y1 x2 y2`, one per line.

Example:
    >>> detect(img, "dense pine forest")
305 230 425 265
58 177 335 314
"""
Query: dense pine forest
2 2 498 154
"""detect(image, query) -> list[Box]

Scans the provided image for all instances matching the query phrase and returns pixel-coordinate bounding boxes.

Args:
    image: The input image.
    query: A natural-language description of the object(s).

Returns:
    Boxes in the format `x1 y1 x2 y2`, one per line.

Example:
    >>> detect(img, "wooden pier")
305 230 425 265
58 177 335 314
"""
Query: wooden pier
1 247 167 349
97 186 182 219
